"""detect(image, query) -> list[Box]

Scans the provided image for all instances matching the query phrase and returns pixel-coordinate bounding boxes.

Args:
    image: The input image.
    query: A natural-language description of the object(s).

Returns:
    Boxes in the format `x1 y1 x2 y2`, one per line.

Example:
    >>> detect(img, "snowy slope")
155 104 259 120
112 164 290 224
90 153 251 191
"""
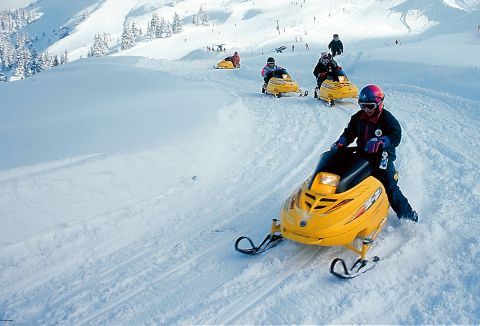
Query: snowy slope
1 0 480 324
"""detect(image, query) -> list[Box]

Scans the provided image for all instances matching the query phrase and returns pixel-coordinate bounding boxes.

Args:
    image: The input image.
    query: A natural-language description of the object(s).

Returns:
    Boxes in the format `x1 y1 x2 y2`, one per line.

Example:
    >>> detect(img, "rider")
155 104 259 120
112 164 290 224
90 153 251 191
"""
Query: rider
225 51 240 67
313 52 339 88
331 84 418 222
328 33 343 57
261 57 286 85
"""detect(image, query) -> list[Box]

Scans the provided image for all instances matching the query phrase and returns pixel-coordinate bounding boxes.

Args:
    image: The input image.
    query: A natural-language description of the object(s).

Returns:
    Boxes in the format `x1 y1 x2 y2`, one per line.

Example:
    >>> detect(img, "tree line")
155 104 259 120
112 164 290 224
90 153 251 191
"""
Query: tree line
0 9 68 81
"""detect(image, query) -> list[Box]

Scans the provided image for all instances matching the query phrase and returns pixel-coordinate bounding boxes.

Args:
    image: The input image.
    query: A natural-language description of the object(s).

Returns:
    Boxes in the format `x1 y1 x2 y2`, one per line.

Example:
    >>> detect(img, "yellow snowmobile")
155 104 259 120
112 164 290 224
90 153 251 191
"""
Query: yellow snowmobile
235 147 390 279
262 69 308 97
213 59 239 69
314 70 358 106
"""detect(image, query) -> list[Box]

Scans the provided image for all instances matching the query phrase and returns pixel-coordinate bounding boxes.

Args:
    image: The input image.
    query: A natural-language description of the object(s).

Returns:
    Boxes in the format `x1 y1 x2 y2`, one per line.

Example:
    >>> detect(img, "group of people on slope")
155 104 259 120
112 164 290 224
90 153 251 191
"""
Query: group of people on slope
222 35 418 223
261 51 340 88
259 54 418 224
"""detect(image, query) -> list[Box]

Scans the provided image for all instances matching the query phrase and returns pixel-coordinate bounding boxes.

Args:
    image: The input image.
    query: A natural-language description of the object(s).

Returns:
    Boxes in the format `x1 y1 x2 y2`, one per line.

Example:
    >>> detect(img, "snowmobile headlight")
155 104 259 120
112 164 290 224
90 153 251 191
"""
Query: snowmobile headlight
320 173 340 186
311 172 340 195
338 76 346 82
282 74 288 79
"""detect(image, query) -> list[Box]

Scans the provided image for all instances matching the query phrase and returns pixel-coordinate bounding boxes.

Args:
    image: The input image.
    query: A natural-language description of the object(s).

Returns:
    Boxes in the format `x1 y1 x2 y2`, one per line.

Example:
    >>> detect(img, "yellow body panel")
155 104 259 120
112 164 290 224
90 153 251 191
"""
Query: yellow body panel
266 75 301 96
318 76 359 102
280 176 389 247
215 60 237 69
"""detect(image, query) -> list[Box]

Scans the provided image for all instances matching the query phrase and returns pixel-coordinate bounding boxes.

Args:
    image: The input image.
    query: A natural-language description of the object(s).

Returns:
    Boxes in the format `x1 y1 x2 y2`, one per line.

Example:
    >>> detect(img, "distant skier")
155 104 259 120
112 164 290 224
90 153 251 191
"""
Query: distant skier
224 51 240 67
313 52 339 88
331 84 418 222
328 33 343 57
261 57 285 85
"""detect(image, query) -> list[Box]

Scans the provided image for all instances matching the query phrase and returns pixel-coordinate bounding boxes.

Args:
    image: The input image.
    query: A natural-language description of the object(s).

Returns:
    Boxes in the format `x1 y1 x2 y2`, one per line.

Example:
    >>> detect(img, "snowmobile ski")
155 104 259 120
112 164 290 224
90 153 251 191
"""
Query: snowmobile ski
235 233 283 255
330 256 380 279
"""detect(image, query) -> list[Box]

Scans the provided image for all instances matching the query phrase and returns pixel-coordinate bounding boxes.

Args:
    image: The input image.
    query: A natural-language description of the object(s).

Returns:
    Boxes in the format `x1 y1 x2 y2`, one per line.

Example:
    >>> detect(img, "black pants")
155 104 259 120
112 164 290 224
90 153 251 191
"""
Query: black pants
370 161 413 217
332 49 342 57
316 77 326 88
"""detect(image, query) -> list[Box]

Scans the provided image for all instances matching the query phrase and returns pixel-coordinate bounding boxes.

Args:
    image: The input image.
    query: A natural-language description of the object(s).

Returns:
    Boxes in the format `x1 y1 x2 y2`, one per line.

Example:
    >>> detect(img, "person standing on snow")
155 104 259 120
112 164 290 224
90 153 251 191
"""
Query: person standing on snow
313 52 339 88
328 33 343 57
261 57 285 85
225 51 240 67
331 84 418 222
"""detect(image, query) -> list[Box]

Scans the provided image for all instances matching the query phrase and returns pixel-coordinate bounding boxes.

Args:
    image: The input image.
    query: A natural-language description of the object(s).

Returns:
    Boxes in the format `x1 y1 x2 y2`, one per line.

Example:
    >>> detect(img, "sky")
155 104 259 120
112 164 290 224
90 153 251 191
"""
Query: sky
0 0 479 324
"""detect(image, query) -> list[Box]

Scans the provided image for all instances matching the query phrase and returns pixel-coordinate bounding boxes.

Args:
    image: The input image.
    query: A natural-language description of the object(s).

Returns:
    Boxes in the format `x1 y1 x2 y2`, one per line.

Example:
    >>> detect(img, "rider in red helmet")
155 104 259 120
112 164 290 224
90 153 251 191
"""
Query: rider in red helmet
331 84 418 222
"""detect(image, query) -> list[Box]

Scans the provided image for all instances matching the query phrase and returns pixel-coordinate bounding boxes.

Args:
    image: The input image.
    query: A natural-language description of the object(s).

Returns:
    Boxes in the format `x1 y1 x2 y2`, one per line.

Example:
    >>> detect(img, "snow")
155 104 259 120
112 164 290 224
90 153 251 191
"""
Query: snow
1 0 480 324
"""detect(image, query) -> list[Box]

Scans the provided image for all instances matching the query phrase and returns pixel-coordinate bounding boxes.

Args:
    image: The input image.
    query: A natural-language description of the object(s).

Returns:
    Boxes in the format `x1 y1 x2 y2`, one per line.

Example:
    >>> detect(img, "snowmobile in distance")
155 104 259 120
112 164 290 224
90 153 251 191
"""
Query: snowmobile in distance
262 69 308 98
314 69 358 106
235 147 390 279
213 59 239 69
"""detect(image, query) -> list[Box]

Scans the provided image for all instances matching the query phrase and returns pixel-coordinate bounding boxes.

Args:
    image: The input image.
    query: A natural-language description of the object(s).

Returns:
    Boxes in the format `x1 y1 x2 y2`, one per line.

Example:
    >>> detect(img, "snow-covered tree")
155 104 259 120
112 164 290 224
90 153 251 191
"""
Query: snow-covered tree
192 14 199 25
148 13 160 39
29 49 43 74
0 34 15 70
160 17 172 38
172 12 182 34
199 5 209 26
88 33 109 57
52 54 60 66
60 50 68 64
14 33 32 78
121 23 135 50
40 51 52 70
132 22 142 38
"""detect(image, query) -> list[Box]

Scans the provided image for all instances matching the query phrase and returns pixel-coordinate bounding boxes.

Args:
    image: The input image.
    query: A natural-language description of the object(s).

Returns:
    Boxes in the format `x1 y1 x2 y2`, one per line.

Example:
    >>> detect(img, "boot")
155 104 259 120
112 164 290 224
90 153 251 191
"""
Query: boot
399 210 418 223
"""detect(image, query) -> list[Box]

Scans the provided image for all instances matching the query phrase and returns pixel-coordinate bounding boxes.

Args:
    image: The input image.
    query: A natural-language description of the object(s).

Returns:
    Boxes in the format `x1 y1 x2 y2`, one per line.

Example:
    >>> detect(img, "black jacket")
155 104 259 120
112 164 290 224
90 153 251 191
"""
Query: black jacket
340 108 401 164
313 59 338 77
328 39 343 53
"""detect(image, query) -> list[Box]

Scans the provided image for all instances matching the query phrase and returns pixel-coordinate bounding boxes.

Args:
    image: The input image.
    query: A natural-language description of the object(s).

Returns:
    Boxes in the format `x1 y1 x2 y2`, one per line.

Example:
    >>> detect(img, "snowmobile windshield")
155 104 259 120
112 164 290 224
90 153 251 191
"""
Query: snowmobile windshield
272 69 288 78
308 148 371 193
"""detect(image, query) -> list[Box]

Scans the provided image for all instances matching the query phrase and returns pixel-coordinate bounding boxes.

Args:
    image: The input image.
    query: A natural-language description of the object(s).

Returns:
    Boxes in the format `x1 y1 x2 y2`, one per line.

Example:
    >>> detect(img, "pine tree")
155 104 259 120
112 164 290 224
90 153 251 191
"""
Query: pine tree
199 5 209 26
121 23 135 50
88 33 109 57
52 54 60 66
148 13 160 39
14 33 31 78
172 12 182 34
192 15 199 25
0 33 15 70
29 49 42 74
159 17 172 37
40 51 52 70
60 50 68 64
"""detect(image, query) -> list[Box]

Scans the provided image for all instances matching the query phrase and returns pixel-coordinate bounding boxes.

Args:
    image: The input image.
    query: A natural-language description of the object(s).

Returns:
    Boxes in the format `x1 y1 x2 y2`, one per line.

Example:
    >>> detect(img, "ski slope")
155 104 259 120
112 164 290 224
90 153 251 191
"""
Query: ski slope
1 0 480 324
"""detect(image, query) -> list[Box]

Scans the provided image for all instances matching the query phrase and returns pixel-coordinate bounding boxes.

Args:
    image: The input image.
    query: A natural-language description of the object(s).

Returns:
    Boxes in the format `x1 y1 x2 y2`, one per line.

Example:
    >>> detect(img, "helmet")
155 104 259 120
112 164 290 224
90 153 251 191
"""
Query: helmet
267 57 275 64
358 84 385 111
333 33 339 38
320 52 331 64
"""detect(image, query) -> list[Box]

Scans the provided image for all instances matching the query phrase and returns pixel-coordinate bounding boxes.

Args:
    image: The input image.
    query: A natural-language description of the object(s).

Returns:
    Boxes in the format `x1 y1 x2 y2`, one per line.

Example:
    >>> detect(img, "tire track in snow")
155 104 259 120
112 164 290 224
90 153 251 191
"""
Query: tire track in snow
27 89 329 324
199 247 321 325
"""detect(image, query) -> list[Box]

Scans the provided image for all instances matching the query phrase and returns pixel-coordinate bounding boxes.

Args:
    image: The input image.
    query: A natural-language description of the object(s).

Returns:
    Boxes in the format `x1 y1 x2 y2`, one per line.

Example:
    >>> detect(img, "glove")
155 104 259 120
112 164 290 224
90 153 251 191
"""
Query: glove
337 66 342 70
331 136 347 150
318 72 326 78
365 136 390 153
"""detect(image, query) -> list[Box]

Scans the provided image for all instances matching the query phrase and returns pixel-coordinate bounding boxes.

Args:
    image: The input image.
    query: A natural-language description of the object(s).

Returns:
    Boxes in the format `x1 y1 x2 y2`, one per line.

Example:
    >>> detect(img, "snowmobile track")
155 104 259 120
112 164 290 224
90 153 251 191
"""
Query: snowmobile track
200 247 322 325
